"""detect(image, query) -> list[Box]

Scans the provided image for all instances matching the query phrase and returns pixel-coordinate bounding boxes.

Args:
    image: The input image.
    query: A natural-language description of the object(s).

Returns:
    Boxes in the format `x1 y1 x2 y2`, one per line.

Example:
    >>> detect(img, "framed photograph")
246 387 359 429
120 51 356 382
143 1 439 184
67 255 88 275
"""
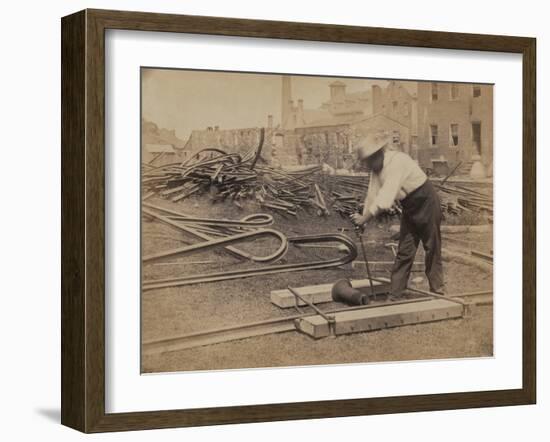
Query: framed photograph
61 9 536 433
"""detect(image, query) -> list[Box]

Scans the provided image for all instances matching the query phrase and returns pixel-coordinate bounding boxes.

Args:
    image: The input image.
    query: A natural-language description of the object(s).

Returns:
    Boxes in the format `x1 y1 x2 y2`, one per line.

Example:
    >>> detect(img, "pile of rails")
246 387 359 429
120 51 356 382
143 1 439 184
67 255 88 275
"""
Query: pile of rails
143 129 492 221
437 182 493 217
324 175 493 220
142 129 338 218
143 157 326 218
322 174 370 217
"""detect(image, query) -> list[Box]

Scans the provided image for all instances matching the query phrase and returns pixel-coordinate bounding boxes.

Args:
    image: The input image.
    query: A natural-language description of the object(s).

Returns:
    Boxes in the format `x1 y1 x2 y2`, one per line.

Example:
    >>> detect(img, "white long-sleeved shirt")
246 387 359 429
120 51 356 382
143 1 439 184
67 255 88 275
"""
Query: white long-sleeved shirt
363 150 427 217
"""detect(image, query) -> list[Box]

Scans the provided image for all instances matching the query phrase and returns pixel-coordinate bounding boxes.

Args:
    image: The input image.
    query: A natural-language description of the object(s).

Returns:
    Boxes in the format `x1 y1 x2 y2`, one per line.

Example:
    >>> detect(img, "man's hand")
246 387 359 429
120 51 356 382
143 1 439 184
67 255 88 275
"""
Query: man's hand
350 212 371 227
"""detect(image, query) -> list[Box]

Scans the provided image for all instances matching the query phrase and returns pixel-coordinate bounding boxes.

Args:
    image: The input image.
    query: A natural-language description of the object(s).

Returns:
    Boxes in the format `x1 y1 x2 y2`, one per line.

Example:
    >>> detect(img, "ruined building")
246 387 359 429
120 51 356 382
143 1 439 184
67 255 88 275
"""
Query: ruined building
142 119 188 166
182 77 493 173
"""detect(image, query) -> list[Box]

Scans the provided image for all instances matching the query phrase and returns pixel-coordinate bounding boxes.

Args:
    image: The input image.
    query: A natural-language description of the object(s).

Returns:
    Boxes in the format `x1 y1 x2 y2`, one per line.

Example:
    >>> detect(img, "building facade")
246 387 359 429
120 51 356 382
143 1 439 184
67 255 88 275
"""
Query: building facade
178 78 493 173
276 79 416 168
415 82 493 171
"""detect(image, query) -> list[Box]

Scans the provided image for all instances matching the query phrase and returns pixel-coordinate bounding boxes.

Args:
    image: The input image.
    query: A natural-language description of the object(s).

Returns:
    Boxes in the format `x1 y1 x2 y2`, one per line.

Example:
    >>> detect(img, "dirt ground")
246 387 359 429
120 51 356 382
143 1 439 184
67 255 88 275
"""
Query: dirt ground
141 194 493 373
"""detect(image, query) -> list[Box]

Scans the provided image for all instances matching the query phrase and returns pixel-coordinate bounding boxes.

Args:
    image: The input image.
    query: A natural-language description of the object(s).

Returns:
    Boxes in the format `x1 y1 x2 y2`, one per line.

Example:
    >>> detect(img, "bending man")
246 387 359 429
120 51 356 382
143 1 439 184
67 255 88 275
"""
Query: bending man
351 132 446 297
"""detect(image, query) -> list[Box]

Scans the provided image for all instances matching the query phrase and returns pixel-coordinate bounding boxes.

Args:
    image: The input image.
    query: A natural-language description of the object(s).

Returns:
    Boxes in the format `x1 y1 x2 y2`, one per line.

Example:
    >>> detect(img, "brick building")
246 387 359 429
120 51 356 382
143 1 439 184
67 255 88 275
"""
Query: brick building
278 79 415 168
415 82 493 172
178 78 492 173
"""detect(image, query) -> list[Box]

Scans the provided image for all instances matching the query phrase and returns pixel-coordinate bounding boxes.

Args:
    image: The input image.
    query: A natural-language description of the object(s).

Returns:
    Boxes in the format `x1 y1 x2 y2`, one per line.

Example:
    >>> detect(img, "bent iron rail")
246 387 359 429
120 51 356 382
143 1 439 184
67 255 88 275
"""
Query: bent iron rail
142 227 288 263
142 205 282 263
142 233 358 291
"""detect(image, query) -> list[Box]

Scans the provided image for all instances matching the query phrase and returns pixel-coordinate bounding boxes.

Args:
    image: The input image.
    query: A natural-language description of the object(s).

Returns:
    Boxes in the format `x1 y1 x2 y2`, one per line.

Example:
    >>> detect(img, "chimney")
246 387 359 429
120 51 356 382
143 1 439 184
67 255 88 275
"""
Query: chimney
281 76 292 129
267 114 273 129
329 81 346 102
297 99 304 125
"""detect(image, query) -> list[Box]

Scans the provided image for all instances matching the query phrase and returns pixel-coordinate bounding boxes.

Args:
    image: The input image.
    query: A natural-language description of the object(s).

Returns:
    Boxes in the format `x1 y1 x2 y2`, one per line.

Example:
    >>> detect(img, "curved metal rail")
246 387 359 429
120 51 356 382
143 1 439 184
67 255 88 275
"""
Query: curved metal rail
142 205 283 263
144 202 274 228
180 153 243 179
143 227 288 263
142 233 358 291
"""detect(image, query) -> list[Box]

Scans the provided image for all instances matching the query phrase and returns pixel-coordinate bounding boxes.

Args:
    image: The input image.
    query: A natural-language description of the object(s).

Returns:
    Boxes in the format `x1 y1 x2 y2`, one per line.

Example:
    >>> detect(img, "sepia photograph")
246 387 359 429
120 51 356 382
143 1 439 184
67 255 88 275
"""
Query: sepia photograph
140 68 494 374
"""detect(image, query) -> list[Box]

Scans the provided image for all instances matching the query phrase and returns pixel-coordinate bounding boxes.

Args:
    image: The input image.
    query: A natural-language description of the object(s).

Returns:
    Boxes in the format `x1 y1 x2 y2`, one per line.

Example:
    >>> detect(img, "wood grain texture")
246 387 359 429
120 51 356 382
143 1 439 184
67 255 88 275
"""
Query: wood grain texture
85 9 107 433
297 299 464 338
61 10 86 431
522 37 536 404
89 8 533 53
61 8 537 433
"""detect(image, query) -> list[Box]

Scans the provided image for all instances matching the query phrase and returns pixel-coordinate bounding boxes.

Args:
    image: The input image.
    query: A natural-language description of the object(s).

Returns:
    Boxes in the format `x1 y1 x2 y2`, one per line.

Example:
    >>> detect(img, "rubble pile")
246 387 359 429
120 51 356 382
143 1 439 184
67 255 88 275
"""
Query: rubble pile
143 133 491 221
142 136 336 217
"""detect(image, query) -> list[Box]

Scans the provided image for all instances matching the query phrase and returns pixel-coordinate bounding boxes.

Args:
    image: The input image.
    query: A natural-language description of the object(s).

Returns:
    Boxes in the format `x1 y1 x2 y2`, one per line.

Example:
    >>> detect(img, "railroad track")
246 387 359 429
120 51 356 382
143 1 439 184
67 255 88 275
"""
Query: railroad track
142 290 492 356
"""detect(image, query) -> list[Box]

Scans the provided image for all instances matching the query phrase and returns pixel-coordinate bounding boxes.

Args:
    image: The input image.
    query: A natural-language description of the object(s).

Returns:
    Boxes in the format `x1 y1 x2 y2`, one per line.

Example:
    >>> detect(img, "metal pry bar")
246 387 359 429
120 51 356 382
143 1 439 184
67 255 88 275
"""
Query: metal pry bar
287 285 336 336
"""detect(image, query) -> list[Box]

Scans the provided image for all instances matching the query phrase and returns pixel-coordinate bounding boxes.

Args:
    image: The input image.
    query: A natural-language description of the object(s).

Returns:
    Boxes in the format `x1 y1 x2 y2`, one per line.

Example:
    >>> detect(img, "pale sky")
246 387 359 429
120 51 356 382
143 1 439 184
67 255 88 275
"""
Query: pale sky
141 68 414 141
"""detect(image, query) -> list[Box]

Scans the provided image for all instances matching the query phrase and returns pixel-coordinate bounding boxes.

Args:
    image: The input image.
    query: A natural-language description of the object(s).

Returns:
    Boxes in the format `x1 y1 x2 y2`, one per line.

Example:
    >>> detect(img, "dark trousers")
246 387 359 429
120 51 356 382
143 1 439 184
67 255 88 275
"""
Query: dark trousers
391 180 445 296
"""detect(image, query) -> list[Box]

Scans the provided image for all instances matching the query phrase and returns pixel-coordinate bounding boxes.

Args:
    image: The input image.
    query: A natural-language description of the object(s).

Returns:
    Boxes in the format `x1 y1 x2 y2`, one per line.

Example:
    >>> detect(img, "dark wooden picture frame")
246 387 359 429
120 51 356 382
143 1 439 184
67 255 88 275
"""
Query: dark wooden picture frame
61 8 536 433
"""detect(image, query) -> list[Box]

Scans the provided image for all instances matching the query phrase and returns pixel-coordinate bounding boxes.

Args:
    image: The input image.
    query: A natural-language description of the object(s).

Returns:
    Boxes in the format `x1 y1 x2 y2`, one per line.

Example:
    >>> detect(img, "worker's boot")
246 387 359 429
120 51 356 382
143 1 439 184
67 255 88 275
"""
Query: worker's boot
430 285 447 297
387 291 403 303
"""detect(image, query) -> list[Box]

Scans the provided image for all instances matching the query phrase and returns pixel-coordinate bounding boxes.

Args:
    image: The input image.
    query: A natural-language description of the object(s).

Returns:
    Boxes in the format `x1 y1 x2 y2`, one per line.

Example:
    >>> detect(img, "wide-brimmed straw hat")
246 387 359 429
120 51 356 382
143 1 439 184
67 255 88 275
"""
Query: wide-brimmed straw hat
356 131 390 160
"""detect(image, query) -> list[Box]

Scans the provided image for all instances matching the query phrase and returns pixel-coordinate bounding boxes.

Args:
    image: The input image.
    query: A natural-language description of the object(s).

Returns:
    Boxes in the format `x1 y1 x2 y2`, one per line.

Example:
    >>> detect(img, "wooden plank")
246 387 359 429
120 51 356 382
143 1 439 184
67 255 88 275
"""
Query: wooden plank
296 299 464 339
271 278 391 308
